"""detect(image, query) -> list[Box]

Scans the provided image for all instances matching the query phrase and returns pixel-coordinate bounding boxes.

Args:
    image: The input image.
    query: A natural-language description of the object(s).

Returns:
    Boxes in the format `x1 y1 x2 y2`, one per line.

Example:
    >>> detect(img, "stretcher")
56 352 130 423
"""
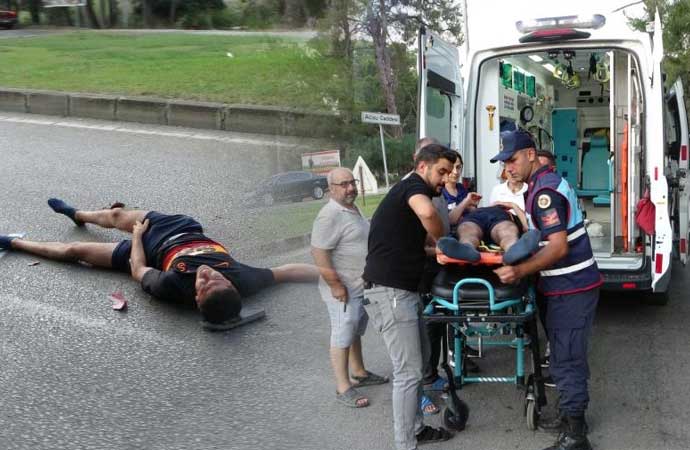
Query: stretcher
423 252 547 430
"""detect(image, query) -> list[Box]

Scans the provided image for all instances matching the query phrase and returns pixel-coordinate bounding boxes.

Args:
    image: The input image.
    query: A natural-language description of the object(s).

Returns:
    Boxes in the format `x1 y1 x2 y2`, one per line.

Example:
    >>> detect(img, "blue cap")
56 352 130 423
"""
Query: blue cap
490 130 536 163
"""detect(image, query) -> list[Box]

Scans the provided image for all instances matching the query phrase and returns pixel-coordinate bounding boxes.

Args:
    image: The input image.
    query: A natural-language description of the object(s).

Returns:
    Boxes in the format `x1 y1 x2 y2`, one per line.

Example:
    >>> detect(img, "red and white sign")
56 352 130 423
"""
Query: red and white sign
43 0 86 7
302 150 341 175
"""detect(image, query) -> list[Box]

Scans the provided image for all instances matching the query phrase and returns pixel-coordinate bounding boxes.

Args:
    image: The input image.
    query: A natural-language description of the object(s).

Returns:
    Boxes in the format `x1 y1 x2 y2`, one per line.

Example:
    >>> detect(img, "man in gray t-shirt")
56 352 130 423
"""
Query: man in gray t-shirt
311 168 389 409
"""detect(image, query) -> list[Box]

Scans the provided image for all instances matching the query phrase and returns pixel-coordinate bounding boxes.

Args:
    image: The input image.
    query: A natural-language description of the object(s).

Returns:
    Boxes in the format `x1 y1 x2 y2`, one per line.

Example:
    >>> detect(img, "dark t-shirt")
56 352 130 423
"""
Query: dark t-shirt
363 173 436 292
140 233 274 307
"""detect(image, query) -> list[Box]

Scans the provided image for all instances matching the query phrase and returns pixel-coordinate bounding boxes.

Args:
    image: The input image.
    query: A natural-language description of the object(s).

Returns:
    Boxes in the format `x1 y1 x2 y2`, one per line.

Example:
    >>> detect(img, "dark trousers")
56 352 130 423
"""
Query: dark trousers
546 288 599 416
420 257 444 384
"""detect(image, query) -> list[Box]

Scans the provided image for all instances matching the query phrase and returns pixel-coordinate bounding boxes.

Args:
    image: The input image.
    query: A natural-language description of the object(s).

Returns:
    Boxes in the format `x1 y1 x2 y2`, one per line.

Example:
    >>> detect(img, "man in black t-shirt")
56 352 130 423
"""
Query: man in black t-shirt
362 144 458 450
0 199 318 325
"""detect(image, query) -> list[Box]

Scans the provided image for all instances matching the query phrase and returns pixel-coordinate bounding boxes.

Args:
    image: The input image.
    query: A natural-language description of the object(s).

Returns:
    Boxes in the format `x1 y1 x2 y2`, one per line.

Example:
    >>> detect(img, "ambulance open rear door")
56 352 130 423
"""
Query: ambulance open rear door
670 79 690 265
417 27 464 154
649 12 673 291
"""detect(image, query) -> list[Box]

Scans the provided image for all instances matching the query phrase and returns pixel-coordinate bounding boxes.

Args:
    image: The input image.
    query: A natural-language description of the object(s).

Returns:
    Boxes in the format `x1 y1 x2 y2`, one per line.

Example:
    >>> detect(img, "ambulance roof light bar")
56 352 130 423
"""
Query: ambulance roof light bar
516 15 606 34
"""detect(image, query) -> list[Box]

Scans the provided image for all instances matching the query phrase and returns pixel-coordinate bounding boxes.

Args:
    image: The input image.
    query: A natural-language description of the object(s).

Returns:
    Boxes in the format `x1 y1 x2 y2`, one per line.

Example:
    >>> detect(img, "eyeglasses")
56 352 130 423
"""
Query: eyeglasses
331 180 358 188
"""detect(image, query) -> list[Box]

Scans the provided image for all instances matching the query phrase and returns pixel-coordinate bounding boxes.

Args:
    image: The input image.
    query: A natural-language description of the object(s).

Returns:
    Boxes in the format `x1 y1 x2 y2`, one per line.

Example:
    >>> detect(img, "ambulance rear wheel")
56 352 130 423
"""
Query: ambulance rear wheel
644 291 669 306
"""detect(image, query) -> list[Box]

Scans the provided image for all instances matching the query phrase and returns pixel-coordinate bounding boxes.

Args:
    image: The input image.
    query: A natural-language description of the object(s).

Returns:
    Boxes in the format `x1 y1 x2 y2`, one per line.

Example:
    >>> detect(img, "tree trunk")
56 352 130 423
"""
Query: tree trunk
62 7 74 26
28 0 40 24
109 0 119 27
85 0 101 28
142 0 152 27
370 0 402 137
284 0 305 27
169 0 179 25
100 0 108 27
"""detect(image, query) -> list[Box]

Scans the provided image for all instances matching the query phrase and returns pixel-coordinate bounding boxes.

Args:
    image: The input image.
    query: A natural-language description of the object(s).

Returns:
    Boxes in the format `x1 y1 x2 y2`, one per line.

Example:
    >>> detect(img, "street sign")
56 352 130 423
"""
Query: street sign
361 111 401 190
43 0 86 7
361 111 401 126
301 150 341 175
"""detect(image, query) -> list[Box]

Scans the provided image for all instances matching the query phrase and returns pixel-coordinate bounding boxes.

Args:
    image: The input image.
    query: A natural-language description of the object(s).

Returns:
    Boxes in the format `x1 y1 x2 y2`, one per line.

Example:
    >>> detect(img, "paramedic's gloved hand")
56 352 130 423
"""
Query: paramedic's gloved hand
494 265 522 284
330 281 348 303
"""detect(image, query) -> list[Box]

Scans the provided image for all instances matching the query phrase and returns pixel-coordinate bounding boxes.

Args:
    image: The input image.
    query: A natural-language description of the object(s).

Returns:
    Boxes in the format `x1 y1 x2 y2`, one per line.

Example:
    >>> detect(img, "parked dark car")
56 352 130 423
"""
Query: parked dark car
0 9 17 29
251 171 329 206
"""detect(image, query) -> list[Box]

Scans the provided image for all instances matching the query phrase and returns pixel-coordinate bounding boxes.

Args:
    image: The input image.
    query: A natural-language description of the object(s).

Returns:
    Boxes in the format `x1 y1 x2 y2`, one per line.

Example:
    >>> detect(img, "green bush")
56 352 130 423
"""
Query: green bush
240 0 281 29
177 11 213 29
210 7 241 28
18 11 32 26
343 133 417 182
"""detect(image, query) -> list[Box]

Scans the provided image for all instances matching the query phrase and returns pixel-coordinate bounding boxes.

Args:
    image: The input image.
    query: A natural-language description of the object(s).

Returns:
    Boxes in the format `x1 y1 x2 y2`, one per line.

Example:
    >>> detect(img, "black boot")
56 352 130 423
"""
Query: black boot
539 407 589 435
542 415 592 450
538 411 566 434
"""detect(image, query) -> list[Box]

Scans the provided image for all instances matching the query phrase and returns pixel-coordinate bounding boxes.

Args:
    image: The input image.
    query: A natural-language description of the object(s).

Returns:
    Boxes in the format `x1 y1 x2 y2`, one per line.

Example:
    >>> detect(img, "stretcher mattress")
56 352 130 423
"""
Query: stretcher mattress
431 265 528 302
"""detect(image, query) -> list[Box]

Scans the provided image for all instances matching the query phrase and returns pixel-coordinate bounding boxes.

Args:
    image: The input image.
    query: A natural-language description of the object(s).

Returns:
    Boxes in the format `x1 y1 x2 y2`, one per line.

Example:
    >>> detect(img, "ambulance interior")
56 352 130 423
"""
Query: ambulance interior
476 48 645 262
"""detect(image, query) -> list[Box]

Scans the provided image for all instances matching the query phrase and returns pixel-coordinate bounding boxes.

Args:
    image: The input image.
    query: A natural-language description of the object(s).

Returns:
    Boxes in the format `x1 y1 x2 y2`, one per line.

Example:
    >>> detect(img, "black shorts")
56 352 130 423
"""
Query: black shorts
459 206 513 237
111 212 203 273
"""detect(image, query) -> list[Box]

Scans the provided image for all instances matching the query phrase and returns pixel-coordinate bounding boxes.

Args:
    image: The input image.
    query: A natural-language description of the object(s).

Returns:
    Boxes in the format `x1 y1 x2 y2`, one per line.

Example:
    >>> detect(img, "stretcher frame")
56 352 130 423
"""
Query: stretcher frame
423 269 548 430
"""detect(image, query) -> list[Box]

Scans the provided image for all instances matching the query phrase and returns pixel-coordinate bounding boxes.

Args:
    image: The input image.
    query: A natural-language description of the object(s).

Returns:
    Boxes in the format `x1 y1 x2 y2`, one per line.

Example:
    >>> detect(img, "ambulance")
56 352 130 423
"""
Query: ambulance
417 1 689 303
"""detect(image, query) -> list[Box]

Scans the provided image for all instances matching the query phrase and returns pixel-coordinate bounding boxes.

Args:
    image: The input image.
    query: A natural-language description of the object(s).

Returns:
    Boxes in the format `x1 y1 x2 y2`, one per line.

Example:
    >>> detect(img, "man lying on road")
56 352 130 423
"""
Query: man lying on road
0 198 318 325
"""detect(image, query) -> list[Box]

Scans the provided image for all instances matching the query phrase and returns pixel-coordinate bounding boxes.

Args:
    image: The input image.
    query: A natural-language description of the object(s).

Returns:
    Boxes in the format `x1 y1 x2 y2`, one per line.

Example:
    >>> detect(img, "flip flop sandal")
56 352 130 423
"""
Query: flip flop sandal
420 395 439 416
416 425 452 445
423 377 448 392
335 387 369 408
352 370 389 387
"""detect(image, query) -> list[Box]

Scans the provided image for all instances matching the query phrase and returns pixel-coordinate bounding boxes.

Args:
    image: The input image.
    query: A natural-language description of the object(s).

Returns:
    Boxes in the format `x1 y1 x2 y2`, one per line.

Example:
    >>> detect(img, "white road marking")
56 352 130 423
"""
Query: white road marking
0 114 304 148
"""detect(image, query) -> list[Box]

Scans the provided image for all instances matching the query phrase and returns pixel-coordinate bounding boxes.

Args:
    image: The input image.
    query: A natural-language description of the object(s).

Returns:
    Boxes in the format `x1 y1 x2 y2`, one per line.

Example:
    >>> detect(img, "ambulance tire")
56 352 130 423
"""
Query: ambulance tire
644 291 669 306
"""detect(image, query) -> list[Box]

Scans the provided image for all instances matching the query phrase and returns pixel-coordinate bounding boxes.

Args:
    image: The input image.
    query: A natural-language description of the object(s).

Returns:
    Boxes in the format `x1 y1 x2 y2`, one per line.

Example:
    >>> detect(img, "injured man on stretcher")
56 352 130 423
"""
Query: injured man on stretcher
437 188 540 265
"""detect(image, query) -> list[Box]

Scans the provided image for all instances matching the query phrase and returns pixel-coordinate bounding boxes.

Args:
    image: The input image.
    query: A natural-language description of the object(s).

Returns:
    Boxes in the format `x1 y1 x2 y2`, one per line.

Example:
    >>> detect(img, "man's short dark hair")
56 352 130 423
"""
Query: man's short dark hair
414 143 458 168
199 287 242 324
537 149 556 166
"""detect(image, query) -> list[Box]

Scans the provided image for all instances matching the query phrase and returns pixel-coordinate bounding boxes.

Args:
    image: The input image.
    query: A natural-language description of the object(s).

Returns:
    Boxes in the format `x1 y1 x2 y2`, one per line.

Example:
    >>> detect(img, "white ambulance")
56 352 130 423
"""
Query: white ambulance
417 1 689 303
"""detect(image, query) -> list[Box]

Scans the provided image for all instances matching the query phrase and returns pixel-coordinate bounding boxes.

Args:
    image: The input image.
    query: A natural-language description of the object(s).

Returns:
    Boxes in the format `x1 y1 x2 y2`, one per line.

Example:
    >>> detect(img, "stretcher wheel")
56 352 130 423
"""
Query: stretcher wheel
442 398 469 432
525 399 538 430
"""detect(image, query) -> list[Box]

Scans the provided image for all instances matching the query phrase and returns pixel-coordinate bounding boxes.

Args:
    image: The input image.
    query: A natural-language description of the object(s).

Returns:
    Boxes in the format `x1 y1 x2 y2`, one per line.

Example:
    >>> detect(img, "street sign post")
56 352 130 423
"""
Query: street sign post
361 111 400 190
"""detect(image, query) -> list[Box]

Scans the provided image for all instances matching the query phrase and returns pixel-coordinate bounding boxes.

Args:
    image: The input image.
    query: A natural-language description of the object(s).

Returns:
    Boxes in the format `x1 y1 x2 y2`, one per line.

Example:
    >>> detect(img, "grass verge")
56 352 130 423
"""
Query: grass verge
252 193 385 241
0 31 343 110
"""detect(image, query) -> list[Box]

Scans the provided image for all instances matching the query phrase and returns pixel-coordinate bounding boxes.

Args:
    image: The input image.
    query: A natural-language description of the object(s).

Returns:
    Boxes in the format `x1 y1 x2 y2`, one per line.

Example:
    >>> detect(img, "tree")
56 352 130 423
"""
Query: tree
85 0 101 28
326 0 463 138
168 0 179 23
630 0 690 89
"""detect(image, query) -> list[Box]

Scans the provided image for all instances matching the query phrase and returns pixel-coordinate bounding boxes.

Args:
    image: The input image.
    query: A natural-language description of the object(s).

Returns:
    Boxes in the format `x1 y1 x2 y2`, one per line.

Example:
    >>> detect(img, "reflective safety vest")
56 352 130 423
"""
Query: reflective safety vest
526 167 603 296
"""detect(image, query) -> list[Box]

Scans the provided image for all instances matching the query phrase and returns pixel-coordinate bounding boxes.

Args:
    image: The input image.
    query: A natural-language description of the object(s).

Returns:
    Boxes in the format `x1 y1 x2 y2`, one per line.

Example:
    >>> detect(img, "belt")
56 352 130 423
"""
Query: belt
164 232 191 244
540 257 596 277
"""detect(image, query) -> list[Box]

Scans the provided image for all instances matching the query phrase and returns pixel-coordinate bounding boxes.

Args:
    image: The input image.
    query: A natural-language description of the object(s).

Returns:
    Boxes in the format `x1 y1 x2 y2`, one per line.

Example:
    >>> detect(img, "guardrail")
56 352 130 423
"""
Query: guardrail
0 87 341 139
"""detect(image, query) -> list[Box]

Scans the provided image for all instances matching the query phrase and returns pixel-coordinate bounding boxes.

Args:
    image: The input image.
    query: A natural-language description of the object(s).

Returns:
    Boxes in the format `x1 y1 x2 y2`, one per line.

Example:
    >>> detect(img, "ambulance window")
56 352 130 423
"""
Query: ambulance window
666 94 680 158
426 87 452 145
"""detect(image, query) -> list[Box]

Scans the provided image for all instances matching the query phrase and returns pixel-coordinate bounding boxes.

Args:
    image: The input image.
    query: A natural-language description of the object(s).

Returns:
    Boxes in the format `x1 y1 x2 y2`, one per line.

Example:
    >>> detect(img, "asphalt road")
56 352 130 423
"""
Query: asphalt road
1 113 689 450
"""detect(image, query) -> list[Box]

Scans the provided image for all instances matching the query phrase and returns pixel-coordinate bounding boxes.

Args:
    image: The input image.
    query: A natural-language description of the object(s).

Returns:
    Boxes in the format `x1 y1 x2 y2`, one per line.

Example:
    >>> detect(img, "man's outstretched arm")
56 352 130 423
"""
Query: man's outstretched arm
271 263 320 283
130 219 153 282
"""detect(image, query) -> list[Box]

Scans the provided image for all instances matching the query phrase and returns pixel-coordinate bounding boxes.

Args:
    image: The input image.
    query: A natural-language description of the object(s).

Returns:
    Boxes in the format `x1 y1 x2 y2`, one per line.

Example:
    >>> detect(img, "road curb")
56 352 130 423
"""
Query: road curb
258 233 311 255
0 87 342 140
